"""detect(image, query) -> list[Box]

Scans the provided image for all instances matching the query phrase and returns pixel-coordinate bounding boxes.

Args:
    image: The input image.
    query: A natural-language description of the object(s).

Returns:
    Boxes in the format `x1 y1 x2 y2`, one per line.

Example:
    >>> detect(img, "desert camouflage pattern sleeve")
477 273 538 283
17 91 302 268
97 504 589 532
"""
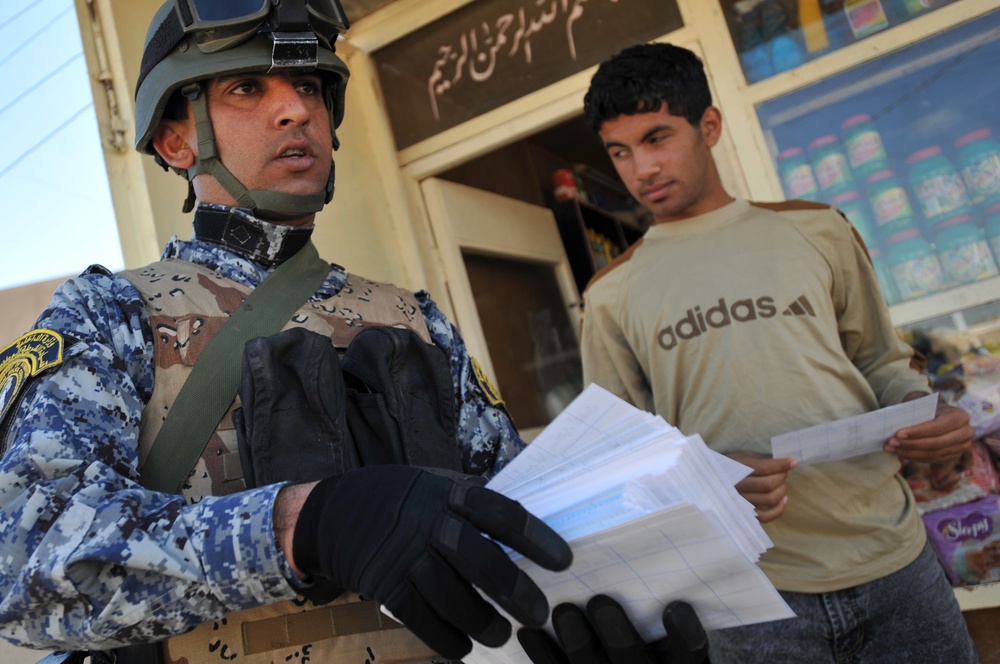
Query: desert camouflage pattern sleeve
415 291 525 478
0 272 296 651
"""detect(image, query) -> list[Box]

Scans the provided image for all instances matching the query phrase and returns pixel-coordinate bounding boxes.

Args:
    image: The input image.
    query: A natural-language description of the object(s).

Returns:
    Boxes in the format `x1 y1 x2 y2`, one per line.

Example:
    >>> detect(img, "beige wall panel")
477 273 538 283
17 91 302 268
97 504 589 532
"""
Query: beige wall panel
0 277 69 345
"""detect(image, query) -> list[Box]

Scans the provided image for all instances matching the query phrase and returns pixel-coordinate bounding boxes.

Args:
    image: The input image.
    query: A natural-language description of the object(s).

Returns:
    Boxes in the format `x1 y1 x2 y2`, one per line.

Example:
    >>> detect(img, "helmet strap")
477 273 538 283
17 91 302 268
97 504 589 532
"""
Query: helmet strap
180 82 332 221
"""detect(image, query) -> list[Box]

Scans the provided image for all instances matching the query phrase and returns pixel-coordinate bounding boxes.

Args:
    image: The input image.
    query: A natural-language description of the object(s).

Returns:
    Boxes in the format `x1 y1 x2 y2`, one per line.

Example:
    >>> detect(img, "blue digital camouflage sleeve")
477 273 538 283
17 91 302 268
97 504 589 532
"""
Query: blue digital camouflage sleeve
414 291 526 478
0 273 297 651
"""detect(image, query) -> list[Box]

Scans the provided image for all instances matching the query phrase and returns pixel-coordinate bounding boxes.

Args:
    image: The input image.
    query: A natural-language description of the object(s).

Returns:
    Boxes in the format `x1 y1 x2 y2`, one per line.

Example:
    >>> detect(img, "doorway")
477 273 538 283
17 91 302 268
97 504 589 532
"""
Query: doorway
428 116 648 434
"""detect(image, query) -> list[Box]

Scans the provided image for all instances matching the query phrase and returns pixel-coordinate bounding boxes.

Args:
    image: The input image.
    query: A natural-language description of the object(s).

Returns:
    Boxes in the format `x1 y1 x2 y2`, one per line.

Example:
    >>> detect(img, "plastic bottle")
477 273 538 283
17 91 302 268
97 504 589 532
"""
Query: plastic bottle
906 146 974 227
983 202 1000 266
933 213 999 286
830 190 880 249
777 147 821 200
885 228 946 300
955 129 1000 210
809 135 855 197
841 114 891 180
865 169 919 240
869 247 900 306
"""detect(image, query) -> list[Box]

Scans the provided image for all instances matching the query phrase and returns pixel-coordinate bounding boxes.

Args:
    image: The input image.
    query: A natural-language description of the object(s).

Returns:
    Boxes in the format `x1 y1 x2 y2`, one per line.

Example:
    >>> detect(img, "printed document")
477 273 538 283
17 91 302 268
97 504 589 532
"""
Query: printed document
466 384 794 664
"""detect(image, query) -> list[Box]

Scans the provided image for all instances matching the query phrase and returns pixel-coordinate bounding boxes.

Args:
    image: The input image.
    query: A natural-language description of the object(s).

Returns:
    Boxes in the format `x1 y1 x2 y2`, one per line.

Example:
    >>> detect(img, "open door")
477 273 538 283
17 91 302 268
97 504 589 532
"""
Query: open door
421 178 583 437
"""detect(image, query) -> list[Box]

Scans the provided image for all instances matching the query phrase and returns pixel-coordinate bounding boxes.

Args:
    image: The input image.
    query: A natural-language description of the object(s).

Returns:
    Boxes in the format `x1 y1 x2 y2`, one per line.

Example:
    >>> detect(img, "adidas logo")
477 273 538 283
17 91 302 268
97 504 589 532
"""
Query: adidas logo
657 295 815 351
783 295 815 317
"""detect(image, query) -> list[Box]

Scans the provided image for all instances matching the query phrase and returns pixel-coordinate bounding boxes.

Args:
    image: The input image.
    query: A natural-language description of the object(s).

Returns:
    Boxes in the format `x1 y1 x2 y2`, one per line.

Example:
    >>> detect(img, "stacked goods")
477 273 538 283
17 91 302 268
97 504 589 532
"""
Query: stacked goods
906 327 1000 587
775 118 1000 304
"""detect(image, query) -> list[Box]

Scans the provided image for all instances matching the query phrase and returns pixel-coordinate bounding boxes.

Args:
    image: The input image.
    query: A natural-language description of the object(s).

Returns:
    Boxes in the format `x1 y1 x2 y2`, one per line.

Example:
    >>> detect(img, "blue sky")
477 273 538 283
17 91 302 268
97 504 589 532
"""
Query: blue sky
0 0 122 290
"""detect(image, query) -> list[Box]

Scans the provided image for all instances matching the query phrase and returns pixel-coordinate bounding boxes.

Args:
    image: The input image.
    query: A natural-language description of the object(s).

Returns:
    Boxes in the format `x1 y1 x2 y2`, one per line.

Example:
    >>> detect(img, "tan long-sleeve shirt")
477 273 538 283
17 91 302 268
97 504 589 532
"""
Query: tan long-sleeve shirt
581 199 930 593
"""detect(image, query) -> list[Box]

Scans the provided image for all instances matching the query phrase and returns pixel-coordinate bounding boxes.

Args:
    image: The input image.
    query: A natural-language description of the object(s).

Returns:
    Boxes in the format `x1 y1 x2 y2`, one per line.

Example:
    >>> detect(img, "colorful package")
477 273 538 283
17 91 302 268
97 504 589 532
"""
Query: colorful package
906 440 1000 514
952 371 1000 439
923 494 1000 587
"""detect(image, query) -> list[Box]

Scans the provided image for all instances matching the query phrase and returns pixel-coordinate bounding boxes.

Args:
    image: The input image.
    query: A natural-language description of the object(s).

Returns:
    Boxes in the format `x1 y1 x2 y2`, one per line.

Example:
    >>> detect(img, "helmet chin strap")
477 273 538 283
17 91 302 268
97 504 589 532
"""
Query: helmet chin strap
180 82 335 221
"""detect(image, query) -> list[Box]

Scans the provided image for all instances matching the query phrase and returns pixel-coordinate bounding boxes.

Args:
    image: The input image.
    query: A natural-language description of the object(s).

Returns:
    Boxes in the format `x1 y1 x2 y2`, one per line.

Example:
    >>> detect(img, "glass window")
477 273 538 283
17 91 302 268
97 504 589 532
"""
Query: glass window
721 0 962 84
756 9 1000 307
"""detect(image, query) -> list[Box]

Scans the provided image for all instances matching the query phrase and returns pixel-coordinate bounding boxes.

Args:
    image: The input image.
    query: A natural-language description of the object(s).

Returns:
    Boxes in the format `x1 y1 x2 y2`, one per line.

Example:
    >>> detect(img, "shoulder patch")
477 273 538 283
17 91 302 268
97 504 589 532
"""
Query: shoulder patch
0 329 66 423
471 357 505 409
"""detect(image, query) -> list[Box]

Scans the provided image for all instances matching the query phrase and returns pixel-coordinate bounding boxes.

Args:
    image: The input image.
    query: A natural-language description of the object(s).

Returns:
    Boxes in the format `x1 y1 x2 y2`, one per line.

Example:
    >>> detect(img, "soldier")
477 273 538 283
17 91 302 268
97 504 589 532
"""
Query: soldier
0 1 571 662
0 3 708 663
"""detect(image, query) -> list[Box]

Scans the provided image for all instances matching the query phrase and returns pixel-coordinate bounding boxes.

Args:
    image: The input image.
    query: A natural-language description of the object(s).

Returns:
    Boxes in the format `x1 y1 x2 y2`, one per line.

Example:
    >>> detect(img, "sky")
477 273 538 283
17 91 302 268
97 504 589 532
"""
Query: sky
0 0 123 291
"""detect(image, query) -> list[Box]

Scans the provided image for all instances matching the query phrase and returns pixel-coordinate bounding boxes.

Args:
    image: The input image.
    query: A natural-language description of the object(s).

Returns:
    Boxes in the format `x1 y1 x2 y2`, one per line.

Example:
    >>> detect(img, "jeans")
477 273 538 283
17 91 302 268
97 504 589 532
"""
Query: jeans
708 542 979 663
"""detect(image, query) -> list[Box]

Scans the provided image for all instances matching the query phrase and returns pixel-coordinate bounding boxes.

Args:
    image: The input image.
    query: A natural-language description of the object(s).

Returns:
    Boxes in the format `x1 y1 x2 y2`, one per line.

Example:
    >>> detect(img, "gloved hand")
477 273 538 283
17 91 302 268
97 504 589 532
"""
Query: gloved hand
517 595 708 664
292 466 573 660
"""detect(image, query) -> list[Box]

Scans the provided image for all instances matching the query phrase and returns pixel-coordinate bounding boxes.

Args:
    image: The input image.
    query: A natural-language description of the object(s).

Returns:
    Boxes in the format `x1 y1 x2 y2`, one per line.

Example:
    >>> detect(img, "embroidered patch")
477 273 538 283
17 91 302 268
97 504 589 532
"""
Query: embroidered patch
0 329 65 423
471 357 505 409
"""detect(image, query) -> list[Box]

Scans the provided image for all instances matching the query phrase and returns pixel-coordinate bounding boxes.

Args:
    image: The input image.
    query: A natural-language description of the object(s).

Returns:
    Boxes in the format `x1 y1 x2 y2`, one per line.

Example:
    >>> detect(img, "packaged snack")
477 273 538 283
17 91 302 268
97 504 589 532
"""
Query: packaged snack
923 494 1000 587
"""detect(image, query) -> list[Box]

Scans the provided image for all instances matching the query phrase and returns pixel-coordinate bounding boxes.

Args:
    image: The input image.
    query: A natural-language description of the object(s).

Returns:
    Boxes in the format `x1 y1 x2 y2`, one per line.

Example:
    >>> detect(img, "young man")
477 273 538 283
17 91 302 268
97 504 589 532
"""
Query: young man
0 2 574 662
580 43 978 663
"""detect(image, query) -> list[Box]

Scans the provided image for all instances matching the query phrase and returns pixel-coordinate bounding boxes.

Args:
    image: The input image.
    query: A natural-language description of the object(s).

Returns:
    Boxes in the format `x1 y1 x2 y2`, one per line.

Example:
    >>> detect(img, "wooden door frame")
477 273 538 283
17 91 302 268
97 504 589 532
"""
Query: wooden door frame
420 178 580 386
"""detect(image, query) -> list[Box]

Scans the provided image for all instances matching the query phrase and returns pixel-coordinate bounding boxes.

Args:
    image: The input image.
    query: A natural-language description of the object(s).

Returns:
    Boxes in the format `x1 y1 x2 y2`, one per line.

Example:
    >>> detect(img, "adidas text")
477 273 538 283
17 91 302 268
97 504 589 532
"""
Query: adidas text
657 297 777 351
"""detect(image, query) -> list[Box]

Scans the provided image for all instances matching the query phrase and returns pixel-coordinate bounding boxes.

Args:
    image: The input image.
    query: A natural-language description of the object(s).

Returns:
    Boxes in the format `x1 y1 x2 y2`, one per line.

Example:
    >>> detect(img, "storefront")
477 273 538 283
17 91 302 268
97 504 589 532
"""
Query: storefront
77 0 1000 645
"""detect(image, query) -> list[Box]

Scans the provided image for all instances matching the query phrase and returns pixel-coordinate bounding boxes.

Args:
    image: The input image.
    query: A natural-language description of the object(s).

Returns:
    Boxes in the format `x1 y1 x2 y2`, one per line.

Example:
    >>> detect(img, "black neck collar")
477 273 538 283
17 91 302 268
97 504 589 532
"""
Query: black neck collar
192 205 313 269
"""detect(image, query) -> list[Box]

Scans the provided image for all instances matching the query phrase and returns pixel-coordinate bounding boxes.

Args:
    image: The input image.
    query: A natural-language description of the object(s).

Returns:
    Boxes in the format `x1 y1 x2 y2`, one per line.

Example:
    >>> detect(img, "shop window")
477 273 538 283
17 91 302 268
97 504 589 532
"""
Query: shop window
756 9 1000 307
722 0 962 84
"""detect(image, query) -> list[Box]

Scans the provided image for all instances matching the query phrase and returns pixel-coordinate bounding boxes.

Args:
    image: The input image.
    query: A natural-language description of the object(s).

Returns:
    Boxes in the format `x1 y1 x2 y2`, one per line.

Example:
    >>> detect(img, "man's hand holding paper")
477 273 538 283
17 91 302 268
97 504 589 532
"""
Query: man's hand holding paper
770 393 940 465
883 392 975 464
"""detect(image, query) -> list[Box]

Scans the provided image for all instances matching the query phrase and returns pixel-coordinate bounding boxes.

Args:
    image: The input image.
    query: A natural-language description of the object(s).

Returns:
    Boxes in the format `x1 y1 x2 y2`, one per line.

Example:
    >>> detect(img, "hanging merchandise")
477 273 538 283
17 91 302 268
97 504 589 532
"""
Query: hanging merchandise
955 129 1000 210
934 214 999 286
893 0 935 18
865 169 920 240
735 0 775 83
830 190 880 249
551 169 579 202
844 0 891 39
760 0 806 74
777 147 822 200
885 227 946 300
809 134 856 197
841 114 891 179
797 0 830 53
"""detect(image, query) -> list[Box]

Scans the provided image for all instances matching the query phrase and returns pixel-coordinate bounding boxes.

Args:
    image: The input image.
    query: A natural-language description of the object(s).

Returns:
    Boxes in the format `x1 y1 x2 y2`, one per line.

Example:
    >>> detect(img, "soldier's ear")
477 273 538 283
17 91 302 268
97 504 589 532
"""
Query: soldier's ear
151 119 196 169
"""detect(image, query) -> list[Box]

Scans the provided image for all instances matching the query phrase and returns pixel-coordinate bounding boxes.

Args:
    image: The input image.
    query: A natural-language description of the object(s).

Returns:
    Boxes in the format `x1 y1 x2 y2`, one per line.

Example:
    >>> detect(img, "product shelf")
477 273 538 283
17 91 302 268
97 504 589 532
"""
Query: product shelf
955 581 1000 611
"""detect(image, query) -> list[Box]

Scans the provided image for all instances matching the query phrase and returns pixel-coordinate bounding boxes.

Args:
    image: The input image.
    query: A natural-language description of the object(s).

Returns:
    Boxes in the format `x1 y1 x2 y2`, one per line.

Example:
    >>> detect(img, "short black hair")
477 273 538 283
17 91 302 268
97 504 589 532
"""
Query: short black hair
583 43 712 131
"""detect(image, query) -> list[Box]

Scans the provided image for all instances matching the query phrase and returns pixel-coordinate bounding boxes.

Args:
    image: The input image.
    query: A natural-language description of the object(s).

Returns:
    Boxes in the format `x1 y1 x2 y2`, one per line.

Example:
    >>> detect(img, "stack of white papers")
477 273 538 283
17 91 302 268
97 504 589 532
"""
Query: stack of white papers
468 384 794 664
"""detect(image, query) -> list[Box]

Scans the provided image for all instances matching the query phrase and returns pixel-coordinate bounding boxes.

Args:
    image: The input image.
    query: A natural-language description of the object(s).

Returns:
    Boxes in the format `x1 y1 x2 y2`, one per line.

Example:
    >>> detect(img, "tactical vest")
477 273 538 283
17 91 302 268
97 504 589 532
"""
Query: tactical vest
120 259 446 664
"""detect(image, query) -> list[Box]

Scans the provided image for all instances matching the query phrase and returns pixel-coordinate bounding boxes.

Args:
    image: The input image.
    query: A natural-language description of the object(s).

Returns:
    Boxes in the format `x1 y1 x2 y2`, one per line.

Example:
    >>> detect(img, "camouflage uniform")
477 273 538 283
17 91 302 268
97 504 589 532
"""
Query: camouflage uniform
0 204 523 652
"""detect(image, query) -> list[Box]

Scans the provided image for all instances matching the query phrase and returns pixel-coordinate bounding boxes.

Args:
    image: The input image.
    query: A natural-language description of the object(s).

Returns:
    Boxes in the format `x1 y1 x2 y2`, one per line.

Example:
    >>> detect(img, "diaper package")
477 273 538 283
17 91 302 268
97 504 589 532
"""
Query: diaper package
923 494 1000 587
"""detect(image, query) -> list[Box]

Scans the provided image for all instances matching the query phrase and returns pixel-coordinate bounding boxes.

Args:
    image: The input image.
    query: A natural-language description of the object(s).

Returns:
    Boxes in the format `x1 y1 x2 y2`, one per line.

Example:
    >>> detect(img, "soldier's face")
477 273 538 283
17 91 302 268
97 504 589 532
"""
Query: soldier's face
196 71 333 217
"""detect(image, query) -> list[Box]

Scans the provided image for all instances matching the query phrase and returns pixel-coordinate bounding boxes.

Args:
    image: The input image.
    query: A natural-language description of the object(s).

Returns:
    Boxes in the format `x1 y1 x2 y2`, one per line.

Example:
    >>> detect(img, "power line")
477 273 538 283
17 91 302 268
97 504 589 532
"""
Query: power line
0 0 48 32
0 3 74 70
0 102 93 179
0 50 82 118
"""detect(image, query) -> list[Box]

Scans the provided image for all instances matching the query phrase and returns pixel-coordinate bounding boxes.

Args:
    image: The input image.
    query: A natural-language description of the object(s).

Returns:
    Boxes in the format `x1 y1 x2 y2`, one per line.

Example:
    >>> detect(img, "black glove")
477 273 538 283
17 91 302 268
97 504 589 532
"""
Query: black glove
517 595 708 664
292 466 573 660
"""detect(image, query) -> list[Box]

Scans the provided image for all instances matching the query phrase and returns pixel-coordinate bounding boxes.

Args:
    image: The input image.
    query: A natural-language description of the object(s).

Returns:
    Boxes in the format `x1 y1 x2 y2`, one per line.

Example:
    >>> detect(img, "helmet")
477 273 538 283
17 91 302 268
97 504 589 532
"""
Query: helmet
134 0 351 219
